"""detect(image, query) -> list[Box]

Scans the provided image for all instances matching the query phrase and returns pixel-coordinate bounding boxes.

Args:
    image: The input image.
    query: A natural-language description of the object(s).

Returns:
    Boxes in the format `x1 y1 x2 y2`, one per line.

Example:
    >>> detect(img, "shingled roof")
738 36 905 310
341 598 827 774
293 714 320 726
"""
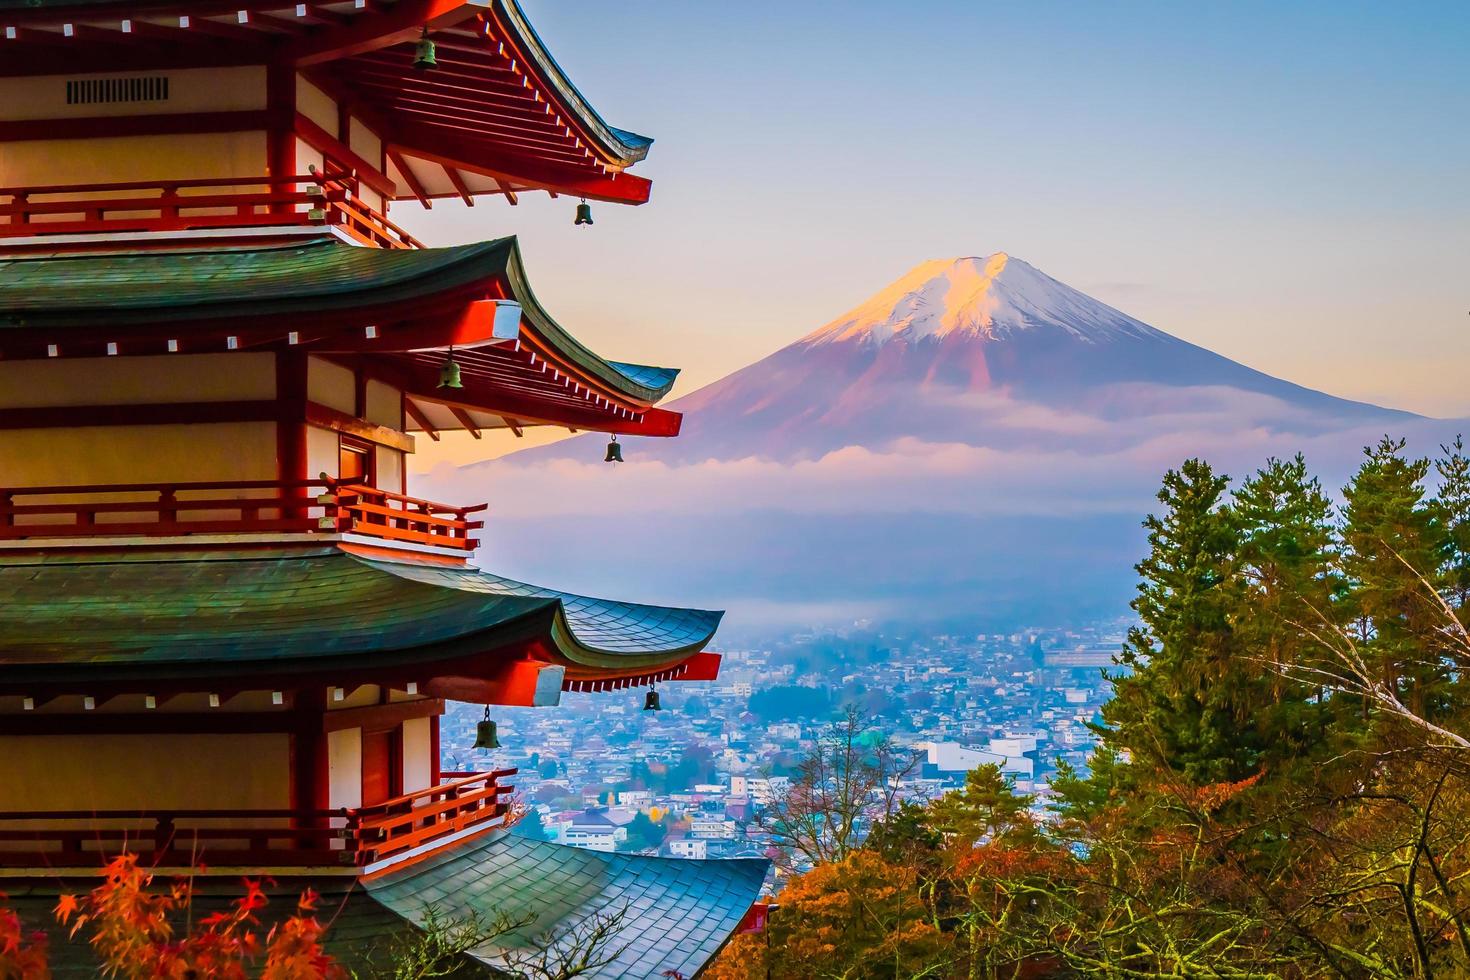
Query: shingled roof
0 545 721 684
0 236 679 405
2 831 768 978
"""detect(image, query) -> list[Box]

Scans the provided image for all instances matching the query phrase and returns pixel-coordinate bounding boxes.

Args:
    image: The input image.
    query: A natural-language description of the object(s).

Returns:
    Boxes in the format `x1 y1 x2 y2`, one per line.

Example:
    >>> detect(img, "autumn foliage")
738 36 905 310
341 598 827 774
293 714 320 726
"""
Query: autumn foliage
0 854 341 979
715 441 1470 978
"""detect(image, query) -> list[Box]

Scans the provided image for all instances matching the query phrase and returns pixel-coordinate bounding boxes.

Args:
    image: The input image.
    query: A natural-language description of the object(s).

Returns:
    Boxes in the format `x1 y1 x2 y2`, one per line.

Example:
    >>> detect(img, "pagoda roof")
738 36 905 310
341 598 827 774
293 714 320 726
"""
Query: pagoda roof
366 831 768 978
3 831 768 978
0 236 679 406
0 0 653 205
0 545 720 689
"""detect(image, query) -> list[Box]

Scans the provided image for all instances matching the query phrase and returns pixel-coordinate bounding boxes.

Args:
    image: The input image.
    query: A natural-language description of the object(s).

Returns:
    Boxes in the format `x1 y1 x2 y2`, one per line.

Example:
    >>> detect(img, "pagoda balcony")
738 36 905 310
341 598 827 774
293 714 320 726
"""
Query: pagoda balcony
0 171 422 250
0 478 485 555
0 769 516 871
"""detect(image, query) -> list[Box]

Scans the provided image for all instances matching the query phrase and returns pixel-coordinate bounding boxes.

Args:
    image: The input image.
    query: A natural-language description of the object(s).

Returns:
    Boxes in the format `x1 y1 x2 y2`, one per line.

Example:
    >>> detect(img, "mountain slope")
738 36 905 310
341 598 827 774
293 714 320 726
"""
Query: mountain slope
657 253 1414 462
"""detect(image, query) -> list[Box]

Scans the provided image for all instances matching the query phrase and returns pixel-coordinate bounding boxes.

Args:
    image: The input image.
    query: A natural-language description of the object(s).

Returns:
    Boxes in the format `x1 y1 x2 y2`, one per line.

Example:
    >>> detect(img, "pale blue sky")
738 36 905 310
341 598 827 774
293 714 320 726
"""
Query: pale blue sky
400 0 1470 470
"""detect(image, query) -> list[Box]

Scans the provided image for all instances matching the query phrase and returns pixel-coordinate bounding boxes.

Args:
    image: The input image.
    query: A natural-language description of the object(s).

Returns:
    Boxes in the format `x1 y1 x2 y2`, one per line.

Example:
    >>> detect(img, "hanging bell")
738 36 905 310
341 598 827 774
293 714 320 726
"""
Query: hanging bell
473 707 501 750
574 200 593 226
604 436 623 463
412 28 437 70
438 349 463 389
643 688 661 712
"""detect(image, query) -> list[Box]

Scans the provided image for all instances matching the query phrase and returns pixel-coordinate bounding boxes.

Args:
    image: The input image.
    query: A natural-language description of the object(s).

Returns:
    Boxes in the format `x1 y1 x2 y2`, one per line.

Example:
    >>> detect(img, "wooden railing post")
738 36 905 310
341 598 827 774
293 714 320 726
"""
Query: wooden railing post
154 814 175 858
159 185 180 224
158 488 177 525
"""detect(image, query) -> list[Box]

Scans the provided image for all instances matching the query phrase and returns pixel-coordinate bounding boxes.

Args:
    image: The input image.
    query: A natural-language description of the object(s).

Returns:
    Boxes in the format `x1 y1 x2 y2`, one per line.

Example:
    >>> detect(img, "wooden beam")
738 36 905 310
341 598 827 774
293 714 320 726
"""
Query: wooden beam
494 178 519 205
386 131 651 204
177 11 285 43
447 405 481 438
387 148 431 207
0 401 280 431
501 416 524 437
288 0 480 66
403 398 440 441
293 111 397 198
321 697 444 733
305 401 415 452
266 3 353 28
0 110 271 142
444 166 474 206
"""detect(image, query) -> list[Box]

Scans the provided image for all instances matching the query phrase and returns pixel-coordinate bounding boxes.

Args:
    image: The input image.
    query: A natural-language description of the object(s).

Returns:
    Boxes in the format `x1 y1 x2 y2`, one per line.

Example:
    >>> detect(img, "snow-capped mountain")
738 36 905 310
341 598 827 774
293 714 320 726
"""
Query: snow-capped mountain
655 253 1413 462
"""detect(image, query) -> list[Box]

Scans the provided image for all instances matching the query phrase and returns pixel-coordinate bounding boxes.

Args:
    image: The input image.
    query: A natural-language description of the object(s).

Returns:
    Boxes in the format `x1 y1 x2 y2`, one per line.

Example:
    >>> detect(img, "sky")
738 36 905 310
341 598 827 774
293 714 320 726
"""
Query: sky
400 0 1470 472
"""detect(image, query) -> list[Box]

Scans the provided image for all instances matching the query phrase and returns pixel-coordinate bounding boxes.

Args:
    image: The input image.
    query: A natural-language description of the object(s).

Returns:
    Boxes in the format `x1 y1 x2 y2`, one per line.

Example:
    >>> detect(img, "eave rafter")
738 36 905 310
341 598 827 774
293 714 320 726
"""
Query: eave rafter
0 0 651 204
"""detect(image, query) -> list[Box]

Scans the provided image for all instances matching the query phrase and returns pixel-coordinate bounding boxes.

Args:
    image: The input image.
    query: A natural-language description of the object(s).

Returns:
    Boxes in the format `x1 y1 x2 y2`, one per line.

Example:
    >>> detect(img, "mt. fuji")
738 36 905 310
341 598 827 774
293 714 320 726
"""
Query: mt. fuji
429 255 1446 627
657 252 1413 463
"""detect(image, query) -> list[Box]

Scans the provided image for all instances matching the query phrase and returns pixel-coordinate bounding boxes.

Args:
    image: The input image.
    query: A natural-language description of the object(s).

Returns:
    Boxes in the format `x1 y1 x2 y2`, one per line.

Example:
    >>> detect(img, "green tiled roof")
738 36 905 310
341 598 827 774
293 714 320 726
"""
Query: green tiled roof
0 545 721 682
1 833 766 978
0 236 679 403
368 831 769 979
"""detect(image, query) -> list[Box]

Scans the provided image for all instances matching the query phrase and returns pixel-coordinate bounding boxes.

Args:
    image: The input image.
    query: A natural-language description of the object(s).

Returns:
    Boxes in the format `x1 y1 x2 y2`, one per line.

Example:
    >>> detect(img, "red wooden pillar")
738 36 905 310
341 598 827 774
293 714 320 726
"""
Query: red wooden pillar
266 61 296 215
291 689 330 813
276 351 308 482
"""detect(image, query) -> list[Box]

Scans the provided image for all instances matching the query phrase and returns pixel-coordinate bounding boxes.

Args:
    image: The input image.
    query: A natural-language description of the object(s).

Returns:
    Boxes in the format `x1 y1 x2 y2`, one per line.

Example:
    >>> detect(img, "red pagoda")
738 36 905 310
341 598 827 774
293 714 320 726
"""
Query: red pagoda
0 1 765 974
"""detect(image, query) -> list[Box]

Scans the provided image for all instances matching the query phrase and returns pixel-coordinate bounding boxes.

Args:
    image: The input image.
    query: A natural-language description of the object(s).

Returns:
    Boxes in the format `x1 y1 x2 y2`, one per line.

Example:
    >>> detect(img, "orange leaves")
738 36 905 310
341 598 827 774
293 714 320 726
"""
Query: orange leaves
0 896 49 980
38 853 342 978
260 892 344 980
1184 770 1264 814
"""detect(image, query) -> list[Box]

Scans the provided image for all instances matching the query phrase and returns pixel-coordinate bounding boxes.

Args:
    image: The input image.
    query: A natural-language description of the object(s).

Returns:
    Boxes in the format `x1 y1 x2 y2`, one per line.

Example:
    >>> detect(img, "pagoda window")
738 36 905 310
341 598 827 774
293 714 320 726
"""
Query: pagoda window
360 726 403 808
338 439 374 487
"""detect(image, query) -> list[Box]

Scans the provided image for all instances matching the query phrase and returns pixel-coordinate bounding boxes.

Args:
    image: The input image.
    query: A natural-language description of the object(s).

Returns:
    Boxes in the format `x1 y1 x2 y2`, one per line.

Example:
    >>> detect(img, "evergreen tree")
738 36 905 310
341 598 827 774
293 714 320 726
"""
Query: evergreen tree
619 811 667 852
1049 743 1129 823
1230 454 1343 775
1435 435 1470 616
513 807 553 842
1103 459 1261 784
929 764 1035 848
1340 437 1446 718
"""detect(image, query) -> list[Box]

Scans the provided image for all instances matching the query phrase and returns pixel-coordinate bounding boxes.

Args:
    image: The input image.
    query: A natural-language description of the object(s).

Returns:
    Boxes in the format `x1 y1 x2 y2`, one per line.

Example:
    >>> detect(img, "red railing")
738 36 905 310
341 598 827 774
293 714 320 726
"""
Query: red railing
0 170 422 249
0 478 484 553
0 769 516 869
328 480 487 552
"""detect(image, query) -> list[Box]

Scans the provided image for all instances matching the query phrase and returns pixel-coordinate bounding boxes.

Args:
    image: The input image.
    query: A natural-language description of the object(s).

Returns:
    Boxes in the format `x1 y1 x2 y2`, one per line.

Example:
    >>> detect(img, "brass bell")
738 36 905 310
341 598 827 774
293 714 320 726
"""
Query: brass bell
473 707 501 750
438 349 463 389
413 29 437 70
604 436 623 463
643 688 661 711
574 200 593 226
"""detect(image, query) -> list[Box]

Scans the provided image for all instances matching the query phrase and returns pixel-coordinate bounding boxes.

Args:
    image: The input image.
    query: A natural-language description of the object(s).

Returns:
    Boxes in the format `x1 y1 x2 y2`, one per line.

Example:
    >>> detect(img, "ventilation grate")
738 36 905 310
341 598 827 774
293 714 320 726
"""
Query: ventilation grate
65 76 170 106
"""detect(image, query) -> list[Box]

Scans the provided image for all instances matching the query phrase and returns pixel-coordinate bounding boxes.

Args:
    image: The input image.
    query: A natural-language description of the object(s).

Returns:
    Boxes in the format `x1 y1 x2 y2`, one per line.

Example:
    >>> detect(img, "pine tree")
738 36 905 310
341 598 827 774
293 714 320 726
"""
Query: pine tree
929 764 1035 849
1435 435 1470 616
1230 454 1342 775
1103 459 1261 785
1340 437 1446 719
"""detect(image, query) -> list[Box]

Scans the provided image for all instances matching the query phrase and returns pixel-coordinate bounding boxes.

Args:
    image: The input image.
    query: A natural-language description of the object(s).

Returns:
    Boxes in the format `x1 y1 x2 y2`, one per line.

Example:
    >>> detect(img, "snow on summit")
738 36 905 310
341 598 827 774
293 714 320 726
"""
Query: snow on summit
802 253 1165 347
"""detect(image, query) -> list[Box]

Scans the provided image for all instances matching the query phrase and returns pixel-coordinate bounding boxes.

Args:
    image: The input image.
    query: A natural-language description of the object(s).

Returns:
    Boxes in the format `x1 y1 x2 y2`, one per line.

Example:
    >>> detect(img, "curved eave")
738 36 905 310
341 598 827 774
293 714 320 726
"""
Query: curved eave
380 562 722 671
497 236 678 404
0 237 680 406
489 0 652 169
0 546 721 689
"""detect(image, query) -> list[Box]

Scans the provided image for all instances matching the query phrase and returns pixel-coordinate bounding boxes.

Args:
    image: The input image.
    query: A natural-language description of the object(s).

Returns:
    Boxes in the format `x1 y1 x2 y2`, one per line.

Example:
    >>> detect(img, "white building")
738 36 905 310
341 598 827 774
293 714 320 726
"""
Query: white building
668 838 708 860
689 817 737 840
920 741 1034 779
559 810 632 852
729 775 789 806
